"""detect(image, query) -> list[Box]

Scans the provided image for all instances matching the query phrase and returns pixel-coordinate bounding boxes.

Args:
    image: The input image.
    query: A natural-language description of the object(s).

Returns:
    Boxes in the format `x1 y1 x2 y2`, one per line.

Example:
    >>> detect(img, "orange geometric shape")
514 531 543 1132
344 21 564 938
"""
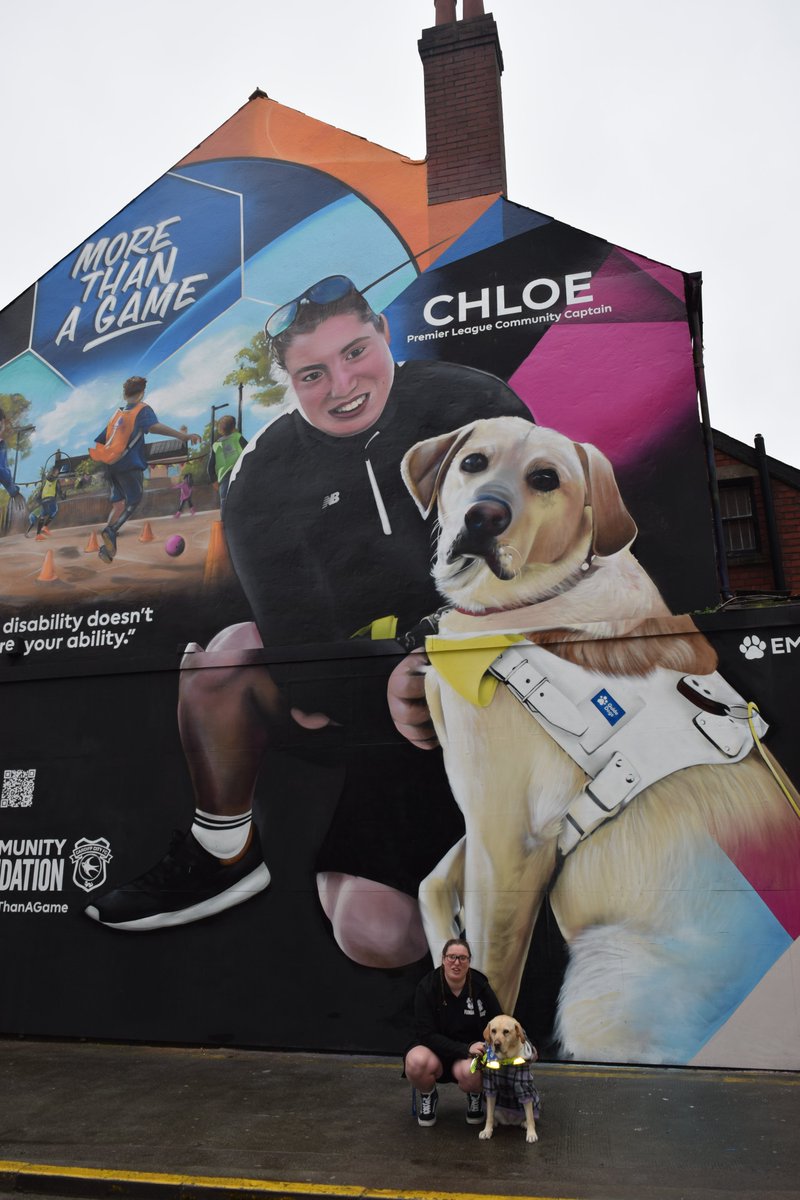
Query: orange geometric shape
176 95 497 280
138 521 155 543
37 550 58 582
84 530 99 552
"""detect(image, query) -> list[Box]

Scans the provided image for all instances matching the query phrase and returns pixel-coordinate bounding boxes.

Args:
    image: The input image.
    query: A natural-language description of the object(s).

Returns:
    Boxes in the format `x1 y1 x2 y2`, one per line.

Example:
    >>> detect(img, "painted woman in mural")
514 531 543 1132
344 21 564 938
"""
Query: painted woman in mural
84 276 534 966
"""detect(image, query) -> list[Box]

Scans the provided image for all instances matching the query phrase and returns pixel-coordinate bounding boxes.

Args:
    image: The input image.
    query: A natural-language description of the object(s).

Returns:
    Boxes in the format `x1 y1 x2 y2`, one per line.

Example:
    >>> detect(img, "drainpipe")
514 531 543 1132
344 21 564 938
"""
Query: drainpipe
685 272 732 601
754 433 786 591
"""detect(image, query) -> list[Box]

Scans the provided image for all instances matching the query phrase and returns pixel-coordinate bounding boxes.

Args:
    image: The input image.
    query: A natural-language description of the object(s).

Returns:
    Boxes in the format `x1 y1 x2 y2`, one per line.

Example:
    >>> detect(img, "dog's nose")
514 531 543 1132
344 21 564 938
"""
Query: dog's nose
464 498 511 539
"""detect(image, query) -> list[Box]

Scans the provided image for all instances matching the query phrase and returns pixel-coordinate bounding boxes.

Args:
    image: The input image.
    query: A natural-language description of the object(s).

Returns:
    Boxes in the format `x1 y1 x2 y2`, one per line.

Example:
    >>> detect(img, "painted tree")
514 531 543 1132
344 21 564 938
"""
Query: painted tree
0 393 34 460
223 331 286 408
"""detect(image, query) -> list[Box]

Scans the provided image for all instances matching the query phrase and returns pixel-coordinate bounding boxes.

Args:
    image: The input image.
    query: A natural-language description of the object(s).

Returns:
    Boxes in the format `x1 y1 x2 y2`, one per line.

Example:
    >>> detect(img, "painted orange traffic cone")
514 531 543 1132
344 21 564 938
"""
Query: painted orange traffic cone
138 521 155 543
37 549 58 582
203 519 233 588
84 530 99 552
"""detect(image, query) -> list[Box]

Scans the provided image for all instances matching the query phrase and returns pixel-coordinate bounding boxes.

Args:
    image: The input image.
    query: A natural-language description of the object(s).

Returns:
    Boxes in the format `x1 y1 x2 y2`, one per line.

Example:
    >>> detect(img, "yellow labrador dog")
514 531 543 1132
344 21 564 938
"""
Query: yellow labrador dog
479 1015 539 1143
401 417 799 1063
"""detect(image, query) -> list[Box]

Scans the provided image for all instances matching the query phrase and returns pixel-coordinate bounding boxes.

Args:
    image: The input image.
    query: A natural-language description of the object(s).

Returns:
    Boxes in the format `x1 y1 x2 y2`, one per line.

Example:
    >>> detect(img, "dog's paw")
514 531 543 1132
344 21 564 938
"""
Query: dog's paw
526 1129 538 1144
478 1128 493 1140
739 635 767 660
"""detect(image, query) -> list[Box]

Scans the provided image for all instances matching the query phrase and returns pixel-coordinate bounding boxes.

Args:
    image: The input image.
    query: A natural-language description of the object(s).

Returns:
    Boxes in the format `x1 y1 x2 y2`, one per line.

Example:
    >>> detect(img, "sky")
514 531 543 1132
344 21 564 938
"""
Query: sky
1 0 798 463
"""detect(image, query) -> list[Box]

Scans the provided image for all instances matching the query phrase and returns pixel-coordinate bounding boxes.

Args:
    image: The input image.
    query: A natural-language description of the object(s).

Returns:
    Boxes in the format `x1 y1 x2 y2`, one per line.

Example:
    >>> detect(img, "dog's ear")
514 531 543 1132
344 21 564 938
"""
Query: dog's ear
514 1021 524 1043
401 425 476 518
482 1019 493 1043
574 441 637 557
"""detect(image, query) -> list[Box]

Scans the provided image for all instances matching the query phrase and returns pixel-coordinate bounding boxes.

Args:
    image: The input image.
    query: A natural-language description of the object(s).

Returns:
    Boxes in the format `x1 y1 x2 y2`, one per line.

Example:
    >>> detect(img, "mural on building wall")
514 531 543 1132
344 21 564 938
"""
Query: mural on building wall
1 95 798 1069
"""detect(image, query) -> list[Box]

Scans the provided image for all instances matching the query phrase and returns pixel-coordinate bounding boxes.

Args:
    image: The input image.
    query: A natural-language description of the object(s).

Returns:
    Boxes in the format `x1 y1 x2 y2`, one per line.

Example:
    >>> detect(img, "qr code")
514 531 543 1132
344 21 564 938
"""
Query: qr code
1 769 36 808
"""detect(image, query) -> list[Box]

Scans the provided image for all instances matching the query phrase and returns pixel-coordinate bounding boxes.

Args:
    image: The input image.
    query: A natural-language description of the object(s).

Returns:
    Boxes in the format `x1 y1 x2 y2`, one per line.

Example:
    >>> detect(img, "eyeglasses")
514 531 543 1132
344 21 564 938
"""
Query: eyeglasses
443 954 470 964
264 275 359 339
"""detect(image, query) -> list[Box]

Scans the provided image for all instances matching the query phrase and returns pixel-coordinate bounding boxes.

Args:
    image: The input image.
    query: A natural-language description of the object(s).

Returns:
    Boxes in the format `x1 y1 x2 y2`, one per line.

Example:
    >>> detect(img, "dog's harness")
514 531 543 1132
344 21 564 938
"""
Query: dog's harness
426 637 767 857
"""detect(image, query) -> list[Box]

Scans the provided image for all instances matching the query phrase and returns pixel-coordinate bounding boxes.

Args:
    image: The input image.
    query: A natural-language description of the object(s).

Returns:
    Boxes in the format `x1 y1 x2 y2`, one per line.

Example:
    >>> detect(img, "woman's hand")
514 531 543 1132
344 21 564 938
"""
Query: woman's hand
468 1041 486 1058
387 651 439 748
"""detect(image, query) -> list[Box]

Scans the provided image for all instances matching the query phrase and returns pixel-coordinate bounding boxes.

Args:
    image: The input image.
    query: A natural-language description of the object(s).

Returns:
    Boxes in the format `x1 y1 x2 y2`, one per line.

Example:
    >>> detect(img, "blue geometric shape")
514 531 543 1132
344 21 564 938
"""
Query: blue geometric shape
243 194 417 314
139 193 415 374
432 197 551 269
0 351 70 405
502 198 553 241
172 159 352 263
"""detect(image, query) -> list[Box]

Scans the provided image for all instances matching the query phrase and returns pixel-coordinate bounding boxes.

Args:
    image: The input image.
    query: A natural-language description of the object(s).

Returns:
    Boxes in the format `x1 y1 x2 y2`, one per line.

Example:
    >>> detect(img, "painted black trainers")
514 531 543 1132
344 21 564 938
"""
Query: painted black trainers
465 1091 484 1124
98 526 117 563
84 825 270 931
417 1087 439 1127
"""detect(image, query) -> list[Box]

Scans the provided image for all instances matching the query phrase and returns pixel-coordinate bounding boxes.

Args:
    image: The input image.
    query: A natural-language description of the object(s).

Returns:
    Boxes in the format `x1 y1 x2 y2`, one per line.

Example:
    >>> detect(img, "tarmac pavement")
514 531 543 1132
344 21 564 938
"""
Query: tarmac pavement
0 1039 798 1200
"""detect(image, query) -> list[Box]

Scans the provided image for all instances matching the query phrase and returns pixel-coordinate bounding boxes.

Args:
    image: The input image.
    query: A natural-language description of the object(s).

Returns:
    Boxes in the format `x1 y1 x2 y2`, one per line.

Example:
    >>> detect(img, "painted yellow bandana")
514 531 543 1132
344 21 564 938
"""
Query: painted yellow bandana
425 634 525 706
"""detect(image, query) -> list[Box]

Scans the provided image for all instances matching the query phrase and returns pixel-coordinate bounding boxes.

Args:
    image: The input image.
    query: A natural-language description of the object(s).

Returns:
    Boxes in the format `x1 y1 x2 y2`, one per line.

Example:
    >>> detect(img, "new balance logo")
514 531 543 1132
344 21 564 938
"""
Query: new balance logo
322 492 340 509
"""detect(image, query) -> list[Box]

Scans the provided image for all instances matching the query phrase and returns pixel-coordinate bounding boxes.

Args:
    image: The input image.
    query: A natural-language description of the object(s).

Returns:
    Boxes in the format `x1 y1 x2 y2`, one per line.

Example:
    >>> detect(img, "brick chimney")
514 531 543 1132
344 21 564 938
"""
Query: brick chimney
419 0 507 205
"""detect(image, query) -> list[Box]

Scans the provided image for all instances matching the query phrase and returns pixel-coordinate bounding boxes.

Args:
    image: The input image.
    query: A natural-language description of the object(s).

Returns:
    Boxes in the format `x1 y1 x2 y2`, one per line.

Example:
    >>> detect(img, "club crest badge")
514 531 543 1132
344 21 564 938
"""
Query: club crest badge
70 838 112 893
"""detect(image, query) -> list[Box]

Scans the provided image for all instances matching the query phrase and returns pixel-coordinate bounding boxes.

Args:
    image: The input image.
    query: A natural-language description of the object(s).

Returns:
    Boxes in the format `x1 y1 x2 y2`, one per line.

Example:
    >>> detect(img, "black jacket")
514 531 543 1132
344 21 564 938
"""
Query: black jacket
412 966 501 1063
225 359 532 648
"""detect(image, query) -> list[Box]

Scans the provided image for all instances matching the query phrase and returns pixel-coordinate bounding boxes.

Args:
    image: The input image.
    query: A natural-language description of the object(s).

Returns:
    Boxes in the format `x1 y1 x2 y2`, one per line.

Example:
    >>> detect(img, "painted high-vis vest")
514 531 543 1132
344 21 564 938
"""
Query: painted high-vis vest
89 402 145 465
212 432 246 482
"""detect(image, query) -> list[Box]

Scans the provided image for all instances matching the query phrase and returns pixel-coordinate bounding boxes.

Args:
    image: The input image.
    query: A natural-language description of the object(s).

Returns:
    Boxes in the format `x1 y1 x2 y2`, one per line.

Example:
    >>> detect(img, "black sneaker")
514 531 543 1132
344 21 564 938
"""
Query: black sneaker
465 1091 484 1124
84 825 270 931
417 1087 439 1127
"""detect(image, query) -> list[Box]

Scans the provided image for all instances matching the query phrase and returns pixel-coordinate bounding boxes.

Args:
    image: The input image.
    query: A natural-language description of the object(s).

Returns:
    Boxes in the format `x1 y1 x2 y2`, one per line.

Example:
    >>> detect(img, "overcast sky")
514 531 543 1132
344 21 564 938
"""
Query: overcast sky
1 0 798 462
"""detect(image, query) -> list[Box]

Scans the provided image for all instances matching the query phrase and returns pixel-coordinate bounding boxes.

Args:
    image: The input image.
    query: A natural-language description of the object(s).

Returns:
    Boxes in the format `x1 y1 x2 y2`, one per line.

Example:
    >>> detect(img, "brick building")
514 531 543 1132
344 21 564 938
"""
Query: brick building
714 429 800 598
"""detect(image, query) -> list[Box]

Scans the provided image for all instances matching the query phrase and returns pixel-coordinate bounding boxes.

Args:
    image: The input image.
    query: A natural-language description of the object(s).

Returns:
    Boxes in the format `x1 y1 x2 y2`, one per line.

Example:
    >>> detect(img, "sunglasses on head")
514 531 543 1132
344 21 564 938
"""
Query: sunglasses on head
264 275 360 340
263 234 459 343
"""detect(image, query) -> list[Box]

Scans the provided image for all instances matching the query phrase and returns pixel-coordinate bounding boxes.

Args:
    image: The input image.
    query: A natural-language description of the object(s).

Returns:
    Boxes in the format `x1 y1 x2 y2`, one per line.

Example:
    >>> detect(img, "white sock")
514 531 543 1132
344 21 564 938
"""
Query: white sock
191 809 252 859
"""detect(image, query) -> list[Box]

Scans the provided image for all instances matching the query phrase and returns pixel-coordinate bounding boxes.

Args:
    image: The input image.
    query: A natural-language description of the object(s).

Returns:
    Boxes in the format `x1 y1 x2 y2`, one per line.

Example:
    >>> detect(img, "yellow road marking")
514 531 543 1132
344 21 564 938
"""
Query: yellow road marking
721 1074 800 1086
0 1161 575 1200
355 1062 800 1085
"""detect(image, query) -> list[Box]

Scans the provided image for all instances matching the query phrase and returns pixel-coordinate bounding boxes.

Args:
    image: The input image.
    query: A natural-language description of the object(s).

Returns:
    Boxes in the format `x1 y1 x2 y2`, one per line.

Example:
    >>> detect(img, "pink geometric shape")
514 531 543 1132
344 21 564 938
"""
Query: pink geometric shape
587 249 687 323
509 322 698 468
618 248 689 302
716 812 800 939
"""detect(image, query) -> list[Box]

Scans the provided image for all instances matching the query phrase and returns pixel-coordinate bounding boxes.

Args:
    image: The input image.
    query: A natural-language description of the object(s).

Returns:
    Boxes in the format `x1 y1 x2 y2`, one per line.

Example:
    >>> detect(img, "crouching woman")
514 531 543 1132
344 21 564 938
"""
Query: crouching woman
404 939 500 1128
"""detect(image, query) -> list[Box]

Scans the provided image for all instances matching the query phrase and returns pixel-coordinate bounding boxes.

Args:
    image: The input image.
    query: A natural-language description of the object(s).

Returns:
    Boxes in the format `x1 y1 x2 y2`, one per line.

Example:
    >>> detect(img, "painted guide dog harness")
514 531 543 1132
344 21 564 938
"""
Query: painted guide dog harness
425 636 767 856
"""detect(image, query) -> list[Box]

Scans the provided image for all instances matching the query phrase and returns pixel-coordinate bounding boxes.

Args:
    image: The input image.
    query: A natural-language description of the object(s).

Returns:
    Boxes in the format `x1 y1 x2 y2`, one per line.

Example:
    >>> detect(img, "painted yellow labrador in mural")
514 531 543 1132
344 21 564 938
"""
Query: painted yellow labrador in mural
402 416 800 1064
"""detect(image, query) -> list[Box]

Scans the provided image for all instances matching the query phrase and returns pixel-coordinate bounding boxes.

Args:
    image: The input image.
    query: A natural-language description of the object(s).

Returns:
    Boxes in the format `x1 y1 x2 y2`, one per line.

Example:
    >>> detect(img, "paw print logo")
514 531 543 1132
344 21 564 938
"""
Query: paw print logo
739 635 767 660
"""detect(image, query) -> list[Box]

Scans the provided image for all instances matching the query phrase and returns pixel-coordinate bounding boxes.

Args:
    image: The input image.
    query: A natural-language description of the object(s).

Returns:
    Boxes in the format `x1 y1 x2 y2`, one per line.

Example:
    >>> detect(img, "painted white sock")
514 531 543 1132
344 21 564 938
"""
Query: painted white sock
191 809 252 859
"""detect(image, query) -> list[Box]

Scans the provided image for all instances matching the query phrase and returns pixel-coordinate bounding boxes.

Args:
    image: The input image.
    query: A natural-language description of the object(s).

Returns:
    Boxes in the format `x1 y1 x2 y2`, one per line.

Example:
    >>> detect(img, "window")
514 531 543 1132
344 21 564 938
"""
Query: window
719 479 758 555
